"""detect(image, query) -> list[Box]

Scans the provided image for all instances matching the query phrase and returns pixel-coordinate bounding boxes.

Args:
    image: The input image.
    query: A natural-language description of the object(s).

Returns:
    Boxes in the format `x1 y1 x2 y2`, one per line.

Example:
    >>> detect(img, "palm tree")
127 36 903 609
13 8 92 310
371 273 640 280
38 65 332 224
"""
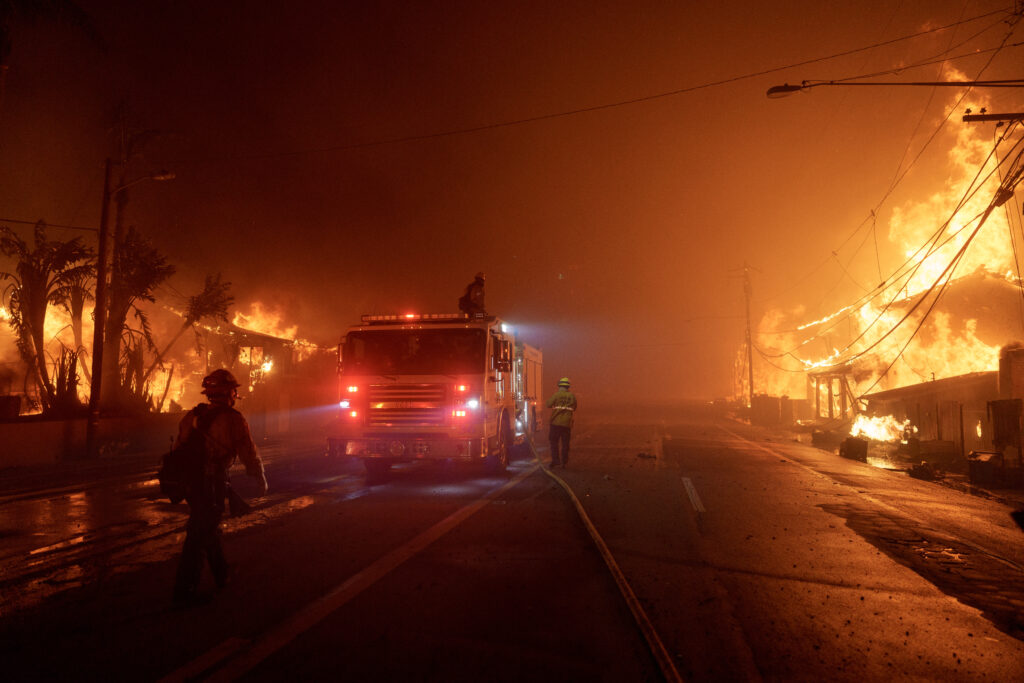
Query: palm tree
100 226 174 410
0 221 93 411
54 257 94 380
143 274 233 385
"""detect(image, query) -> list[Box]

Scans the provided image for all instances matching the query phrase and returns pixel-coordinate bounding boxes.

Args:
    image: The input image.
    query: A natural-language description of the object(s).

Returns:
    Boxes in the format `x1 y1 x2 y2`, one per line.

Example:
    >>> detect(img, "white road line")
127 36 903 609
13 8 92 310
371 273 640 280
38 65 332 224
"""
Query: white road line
681 477 705 515
157 637 249 683
187 465 537 682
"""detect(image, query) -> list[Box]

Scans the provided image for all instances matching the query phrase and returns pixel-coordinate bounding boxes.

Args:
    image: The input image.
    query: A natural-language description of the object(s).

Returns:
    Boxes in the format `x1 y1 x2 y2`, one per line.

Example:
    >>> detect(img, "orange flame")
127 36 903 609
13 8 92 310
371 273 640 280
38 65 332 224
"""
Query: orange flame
850 414 916 442
750 84 1019 401
233 302 299 340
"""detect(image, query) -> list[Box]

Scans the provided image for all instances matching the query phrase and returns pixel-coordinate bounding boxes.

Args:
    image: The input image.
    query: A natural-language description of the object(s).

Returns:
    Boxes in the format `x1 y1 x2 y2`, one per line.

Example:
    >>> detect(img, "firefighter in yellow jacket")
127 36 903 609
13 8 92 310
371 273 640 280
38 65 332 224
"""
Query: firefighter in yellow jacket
546 377 577 468
173 369 267 605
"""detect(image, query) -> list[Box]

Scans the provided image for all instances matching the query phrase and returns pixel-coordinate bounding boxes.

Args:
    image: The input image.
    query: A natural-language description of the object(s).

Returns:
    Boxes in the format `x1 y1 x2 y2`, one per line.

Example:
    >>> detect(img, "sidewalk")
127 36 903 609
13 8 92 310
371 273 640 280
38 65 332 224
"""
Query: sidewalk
0 434 327 499
739 415 1024 512
0 448 163 497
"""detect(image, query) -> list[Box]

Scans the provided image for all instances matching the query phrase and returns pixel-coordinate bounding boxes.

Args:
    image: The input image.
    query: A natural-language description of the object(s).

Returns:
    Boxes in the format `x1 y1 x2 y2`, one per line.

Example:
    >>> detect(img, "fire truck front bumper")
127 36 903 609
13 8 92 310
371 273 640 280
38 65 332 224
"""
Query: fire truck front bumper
330 437 486 461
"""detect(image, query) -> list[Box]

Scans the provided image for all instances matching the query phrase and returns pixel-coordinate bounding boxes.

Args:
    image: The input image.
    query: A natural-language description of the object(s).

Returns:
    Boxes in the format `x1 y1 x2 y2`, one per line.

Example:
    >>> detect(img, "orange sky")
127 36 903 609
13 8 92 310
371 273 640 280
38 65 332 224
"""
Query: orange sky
1 0 1022 403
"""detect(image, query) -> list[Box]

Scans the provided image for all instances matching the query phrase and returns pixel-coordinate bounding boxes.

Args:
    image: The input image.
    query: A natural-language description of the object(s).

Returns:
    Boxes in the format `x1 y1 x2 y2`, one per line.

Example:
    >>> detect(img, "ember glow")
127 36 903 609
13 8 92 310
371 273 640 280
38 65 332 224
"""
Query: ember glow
850 414 916 443
148 366 189 412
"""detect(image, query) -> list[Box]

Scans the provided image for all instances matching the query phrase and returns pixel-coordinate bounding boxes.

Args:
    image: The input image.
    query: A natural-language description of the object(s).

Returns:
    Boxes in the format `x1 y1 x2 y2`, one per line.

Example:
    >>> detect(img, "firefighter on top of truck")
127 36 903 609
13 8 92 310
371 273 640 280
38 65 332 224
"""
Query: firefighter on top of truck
458 272 486 315
547 377 576 469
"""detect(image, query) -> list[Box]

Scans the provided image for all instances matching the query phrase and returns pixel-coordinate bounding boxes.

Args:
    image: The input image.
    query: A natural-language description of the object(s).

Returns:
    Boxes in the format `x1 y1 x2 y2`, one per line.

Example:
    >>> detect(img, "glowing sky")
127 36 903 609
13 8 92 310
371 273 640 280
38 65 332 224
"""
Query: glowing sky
1 0 1021 403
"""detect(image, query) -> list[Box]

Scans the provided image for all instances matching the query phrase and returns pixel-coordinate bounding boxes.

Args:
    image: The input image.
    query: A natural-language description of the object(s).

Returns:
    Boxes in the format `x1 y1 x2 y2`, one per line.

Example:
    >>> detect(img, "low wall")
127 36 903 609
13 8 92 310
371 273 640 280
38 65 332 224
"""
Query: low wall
0 412 184 468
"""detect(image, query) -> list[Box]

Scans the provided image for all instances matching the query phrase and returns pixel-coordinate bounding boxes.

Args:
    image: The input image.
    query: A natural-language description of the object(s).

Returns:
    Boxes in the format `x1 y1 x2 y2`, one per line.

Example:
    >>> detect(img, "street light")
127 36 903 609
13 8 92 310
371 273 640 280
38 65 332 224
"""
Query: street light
767 78 1024 98
85 159 174 458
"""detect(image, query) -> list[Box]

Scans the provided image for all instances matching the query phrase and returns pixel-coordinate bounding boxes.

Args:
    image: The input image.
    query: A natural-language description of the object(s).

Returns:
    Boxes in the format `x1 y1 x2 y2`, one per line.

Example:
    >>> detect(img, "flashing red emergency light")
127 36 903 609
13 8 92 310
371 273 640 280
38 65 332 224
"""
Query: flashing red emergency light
360 313 481 323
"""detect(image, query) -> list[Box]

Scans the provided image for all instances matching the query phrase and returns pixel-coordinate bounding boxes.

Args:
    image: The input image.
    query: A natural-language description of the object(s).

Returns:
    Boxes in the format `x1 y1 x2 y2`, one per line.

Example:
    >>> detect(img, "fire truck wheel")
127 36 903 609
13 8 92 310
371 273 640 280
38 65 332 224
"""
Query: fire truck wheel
485 417 512 473
364 460 391 483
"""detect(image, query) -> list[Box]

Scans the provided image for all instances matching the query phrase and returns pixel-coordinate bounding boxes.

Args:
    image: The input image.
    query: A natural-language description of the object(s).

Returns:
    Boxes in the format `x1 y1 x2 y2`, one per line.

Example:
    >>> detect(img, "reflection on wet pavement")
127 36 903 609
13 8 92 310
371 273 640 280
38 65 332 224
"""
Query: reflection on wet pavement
0 452 364 616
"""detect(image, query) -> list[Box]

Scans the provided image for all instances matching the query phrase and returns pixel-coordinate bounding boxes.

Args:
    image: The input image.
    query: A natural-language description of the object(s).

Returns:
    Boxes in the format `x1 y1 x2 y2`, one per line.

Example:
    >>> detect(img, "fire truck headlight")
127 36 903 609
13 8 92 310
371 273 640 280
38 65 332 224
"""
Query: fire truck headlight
346 385 359 393
467 398 480 410
339 399 350 409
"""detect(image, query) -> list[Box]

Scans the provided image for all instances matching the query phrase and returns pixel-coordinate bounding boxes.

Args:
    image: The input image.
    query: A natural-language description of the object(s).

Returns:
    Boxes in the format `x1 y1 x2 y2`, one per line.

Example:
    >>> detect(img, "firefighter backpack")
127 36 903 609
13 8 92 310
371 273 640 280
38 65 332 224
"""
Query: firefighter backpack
158 404 222 503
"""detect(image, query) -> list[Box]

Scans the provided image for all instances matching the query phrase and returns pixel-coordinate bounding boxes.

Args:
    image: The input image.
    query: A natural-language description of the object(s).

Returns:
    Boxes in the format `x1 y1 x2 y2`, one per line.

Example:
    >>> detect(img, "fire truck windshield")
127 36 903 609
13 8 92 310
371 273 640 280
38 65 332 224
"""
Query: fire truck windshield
343 329 486 375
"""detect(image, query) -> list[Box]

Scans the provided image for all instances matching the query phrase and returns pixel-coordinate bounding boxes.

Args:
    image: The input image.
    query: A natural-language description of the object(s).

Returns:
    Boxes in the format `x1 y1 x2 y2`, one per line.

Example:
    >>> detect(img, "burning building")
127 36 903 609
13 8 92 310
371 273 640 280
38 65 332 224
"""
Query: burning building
742 87 1024 483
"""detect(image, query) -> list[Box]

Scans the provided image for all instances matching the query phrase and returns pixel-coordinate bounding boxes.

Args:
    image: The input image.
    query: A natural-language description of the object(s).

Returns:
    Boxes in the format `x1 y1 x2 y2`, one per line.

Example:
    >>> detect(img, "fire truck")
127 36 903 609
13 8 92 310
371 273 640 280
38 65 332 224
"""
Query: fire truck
327 313 542 479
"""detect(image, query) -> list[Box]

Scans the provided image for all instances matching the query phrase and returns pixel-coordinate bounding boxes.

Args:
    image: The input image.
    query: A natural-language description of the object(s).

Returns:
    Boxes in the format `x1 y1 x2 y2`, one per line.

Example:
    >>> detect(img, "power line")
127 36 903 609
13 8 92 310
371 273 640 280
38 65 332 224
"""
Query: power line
756 12 1023 306
758 125 1023 367
834 138 1022 390
0 217 97 233
169 7 1017 165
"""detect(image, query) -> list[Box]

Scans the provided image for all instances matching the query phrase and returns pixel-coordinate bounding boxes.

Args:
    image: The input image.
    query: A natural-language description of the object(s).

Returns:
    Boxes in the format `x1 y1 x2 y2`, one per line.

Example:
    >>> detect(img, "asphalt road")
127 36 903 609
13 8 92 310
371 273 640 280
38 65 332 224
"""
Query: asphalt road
2 404 1023 681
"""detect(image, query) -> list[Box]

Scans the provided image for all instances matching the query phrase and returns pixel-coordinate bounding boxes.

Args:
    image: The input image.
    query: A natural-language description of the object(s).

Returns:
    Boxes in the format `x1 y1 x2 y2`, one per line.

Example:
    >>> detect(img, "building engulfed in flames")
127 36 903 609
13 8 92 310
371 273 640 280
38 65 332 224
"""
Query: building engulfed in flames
0 298 334 441
741 90 1024 478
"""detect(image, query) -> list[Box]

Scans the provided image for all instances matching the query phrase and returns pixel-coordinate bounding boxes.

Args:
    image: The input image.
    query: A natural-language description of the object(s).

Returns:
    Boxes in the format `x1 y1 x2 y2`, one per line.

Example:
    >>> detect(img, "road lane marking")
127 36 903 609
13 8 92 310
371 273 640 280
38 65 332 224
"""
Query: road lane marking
681 477 705 515
192 465 538 682
158 637 248 683
530 440 684 683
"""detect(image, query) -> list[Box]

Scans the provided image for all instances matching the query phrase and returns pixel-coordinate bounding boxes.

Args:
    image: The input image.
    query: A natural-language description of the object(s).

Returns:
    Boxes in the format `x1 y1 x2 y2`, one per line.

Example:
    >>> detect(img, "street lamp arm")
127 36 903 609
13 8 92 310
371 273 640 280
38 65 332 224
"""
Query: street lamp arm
112 171 175 195
767 78 1024 97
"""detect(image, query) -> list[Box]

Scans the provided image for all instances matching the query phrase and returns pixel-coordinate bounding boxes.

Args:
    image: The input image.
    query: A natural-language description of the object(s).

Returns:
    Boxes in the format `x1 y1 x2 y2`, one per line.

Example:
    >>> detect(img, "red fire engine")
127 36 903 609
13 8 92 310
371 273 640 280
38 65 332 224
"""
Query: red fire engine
327 313 542 479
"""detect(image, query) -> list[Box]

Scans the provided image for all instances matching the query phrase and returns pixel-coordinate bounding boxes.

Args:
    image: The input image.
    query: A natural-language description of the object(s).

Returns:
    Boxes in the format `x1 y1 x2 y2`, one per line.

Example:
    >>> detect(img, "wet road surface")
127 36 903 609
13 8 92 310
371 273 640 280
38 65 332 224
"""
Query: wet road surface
2 405 1023 681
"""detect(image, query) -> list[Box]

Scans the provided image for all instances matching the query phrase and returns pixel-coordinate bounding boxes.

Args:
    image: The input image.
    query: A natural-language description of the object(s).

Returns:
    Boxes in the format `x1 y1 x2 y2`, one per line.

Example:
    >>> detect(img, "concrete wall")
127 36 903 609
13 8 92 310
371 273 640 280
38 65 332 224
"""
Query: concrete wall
0 412 184 468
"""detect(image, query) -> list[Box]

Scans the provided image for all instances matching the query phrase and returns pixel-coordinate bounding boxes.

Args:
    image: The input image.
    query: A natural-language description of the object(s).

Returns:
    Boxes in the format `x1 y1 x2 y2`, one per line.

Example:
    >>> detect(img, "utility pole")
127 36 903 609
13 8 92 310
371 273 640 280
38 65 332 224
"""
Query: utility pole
743 262 754 409
962 111 1024 124
85 158 112 459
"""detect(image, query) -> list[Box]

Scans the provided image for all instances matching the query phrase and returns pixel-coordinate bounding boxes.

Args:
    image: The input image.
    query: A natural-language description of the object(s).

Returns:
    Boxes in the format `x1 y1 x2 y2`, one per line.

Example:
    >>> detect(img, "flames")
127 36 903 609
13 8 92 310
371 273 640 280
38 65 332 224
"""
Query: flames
233 302 298 340
233 301 324 363
749 84 1022 402
147 364 190 410
850 414 917 442
1 287 321 414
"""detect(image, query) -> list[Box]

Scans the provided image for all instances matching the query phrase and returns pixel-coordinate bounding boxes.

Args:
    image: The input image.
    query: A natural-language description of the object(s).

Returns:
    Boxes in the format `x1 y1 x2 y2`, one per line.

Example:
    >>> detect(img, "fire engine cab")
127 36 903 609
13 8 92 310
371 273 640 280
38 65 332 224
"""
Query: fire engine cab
327 313 542 479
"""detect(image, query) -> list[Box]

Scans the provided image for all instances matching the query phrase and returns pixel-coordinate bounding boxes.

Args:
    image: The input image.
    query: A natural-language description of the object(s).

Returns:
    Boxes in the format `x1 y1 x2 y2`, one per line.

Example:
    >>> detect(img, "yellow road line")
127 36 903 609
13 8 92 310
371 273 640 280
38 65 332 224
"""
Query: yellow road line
191 465 537 681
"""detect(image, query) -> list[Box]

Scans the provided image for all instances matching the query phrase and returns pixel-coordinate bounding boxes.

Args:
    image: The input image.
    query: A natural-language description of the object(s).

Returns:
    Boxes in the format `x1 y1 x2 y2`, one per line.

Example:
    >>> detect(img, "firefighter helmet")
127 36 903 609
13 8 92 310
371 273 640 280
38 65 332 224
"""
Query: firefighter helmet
202 369 240 395
475 271 486 281
558 377 571 387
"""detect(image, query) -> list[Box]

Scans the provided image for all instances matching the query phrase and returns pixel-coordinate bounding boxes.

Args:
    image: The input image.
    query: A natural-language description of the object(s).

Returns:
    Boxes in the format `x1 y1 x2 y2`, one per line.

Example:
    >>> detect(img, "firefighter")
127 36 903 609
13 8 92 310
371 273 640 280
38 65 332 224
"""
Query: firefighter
546 377 577 468
458 272 486 315
172 369 267 605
